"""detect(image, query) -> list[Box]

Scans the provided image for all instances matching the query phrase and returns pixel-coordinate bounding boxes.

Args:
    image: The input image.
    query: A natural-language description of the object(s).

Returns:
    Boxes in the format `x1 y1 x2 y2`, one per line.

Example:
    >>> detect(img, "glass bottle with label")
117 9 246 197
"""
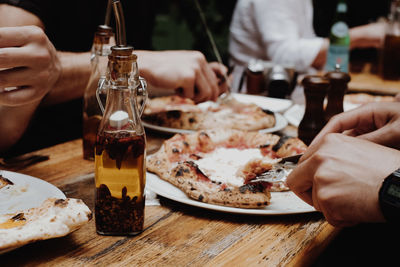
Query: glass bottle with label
325 0 350 73
82 24 115 160
94 0 148 236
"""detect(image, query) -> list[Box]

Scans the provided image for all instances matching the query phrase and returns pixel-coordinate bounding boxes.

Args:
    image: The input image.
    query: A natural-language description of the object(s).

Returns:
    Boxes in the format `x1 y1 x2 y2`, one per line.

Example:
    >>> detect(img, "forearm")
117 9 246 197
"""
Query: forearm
41 51 91 106
0 101 40 152
349 22 385 50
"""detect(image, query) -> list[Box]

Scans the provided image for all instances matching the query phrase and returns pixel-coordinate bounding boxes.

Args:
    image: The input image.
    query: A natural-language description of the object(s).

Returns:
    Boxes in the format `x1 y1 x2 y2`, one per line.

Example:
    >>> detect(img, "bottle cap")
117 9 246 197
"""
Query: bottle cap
109 110 129 128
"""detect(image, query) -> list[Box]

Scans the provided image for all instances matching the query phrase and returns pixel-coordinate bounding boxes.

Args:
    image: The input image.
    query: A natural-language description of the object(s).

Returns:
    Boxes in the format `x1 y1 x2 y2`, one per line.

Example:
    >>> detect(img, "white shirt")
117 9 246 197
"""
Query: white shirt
229 0 324 91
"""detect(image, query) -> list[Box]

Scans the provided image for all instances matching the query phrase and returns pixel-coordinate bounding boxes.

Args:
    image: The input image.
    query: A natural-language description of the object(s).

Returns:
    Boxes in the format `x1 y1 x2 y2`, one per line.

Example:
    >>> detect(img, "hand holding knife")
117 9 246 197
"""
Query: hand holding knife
193 0 232 101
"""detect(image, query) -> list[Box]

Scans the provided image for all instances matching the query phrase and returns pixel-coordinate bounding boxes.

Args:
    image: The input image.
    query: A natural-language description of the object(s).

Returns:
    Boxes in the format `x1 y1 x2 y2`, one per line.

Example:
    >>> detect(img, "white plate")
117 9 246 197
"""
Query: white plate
143 93 291 134
284 102 360 127
230 93 292 112
0 170 66 215
143 112 288 135
146 172 315 215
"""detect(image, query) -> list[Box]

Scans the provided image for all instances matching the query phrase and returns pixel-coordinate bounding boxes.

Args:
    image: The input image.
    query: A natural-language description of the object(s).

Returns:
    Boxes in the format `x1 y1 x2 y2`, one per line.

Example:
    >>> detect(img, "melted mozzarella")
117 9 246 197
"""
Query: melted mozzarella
194 147 264 187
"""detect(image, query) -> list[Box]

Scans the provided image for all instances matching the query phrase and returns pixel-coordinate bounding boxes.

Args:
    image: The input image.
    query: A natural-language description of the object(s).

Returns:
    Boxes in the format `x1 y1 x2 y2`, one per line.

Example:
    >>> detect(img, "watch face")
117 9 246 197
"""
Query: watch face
379 169 400 222
381 170 400 207
387 183 400 198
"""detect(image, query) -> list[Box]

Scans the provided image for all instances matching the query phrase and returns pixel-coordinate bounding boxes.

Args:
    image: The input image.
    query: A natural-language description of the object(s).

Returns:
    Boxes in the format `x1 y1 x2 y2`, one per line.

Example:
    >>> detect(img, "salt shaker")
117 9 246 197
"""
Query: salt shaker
324 64 350 122
298 75 330 146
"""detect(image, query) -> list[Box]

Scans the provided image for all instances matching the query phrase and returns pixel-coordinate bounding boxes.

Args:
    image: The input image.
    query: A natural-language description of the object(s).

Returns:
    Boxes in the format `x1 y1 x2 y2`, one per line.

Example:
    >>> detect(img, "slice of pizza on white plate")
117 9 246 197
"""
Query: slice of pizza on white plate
147 129 307 209
0 198 92 253
142 95 276 131
0 172 92 254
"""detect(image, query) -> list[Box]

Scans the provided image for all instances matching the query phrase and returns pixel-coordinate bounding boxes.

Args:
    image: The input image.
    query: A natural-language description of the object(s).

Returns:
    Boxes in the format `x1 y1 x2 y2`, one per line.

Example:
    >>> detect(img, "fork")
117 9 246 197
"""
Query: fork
252 154 303 183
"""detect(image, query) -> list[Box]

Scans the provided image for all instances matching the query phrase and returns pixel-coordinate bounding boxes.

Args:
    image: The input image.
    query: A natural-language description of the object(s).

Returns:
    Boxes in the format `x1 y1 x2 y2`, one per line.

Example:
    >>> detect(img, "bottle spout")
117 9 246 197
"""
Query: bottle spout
104 0 113 27
112 0 127 47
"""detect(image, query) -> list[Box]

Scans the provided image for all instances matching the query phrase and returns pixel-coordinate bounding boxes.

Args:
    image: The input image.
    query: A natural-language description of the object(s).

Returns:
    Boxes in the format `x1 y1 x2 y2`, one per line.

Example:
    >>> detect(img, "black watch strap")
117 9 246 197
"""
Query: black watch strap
379 168 400 222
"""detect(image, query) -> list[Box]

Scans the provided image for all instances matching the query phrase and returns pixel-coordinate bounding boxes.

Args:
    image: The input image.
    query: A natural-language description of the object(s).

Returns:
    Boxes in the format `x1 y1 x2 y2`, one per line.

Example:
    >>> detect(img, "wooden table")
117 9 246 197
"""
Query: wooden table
0 131 339 267
349 63 400 95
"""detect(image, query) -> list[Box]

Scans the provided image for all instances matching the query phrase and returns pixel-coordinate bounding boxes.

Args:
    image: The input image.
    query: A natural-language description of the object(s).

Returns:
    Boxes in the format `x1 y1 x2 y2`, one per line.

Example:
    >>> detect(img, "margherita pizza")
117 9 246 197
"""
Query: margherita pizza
142 95 276 131
147 129 307 209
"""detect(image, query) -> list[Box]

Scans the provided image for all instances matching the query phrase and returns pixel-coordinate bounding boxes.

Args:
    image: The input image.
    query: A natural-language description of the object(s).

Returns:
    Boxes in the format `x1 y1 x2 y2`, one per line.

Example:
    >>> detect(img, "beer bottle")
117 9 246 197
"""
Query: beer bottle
325 0 350 73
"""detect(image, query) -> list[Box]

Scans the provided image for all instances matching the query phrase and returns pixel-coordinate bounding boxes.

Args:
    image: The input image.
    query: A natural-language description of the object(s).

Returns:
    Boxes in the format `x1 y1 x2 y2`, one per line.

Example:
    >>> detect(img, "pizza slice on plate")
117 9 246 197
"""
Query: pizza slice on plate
0 198 92 253
147 129 307 209
143 95 276 131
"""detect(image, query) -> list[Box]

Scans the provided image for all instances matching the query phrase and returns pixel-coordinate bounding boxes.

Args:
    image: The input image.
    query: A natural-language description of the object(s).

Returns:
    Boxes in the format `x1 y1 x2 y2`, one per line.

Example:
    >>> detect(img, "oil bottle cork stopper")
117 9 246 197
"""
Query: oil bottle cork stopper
109 110 129 128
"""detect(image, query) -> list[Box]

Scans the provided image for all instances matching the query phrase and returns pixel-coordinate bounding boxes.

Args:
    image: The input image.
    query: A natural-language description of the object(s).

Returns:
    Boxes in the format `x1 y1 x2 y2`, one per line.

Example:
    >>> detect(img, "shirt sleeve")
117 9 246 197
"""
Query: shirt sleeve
252 0 324 72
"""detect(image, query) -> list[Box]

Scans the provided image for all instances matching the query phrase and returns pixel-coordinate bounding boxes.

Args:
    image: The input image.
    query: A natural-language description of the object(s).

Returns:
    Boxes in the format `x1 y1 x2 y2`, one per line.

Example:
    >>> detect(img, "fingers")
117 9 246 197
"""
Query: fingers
286 156 318 206
192 69 212 103
310 103 388 148
202 64 220 101
358 123 400 149
312 106 370 144
0 86 42 106
0 67 38 88
178 55 224 103
209 62 230 95
0 26 31 47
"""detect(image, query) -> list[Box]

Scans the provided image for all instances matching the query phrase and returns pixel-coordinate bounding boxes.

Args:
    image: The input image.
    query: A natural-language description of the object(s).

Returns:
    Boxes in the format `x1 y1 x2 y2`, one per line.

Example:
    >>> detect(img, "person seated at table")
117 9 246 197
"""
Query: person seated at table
0 1 228 155
287 102 400 227
228 0 387 92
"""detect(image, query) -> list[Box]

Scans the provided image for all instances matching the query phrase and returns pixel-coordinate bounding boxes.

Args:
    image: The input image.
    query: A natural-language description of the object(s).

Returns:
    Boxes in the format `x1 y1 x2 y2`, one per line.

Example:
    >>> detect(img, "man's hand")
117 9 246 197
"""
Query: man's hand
287 133 400 227
0 26 61 106
349 22 385 50
312 102 400 150
137 50 228 103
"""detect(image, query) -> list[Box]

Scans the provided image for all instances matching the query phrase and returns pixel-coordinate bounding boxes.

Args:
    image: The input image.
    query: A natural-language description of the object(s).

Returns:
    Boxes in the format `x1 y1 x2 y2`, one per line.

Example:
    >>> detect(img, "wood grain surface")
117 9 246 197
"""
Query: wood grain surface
349 64 400 95
0 131 340 267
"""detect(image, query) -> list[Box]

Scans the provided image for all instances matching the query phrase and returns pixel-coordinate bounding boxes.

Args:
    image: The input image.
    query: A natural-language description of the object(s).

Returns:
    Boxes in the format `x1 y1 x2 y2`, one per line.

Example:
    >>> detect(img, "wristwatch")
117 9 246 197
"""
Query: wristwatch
379 168 400 222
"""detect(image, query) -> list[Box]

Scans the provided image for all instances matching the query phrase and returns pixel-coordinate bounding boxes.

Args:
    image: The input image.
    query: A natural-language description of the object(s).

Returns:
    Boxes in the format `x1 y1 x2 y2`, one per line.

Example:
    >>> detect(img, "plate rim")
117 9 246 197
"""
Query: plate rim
0 170 66 214
143 112 288 135
232 93 293 112
146 172 315 216
0 171 66 254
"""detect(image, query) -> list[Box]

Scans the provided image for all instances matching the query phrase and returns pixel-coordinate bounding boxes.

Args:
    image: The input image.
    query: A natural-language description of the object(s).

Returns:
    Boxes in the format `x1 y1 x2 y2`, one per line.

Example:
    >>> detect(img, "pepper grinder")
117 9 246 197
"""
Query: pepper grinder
298 75 330 146
324 64 351 122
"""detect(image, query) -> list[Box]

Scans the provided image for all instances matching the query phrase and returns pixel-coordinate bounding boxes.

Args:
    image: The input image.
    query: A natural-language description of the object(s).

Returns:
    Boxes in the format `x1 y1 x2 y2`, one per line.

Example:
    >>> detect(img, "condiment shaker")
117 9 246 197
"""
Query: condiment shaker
298 75 330 146
324 64 351 122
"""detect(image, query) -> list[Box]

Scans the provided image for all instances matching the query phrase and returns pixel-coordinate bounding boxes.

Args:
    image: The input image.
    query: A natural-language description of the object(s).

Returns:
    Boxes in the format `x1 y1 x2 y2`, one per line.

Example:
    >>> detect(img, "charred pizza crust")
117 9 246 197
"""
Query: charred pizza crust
0 174 13 190
143 95 276 131
0 198 92 253
147 129 307 209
